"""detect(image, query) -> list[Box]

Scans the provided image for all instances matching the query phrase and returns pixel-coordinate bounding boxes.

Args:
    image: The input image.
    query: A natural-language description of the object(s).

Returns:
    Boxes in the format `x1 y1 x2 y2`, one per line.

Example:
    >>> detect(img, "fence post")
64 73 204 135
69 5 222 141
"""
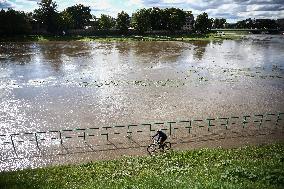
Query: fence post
10 134 18 157
276 112 283 127
207 118 215 131
219 118 229 129
35 132 40 151
59 131 63 145
168 122 176 136
243 115 250 129
254 114 263 129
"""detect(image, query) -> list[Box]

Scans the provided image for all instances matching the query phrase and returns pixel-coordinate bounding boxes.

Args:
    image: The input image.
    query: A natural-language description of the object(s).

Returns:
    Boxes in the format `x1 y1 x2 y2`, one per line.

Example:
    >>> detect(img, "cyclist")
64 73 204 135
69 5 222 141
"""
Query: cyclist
152 129 167 149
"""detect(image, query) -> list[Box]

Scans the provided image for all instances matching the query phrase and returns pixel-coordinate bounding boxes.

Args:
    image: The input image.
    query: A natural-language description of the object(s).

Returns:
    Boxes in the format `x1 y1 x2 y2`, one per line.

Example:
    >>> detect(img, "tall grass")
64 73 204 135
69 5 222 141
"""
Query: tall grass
0 143 283 189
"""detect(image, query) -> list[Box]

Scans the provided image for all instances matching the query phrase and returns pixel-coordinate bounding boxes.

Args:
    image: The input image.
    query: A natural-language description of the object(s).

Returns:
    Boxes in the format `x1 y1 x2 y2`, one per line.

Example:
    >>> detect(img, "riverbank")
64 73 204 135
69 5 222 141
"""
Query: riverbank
0 33 243 42
0 143 283 189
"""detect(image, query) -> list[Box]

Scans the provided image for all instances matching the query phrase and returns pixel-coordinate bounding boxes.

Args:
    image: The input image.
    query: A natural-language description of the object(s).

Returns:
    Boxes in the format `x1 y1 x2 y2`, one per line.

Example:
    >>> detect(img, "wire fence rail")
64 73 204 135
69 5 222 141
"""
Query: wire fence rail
0 112 283 160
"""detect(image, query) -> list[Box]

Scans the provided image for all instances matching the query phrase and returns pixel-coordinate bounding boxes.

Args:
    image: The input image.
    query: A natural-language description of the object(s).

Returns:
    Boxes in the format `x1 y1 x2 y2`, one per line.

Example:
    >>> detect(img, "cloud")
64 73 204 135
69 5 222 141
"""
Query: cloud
247 4 284 11
0 0 15 9
233 0 284 5
239 10 284 20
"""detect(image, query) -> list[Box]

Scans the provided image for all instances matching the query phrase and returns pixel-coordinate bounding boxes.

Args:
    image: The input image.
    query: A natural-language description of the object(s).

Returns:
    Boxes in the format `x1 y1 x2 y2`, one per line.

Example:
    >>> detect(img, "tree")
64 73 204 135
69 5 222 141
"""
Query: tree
213 18 226 29
116 11 130 34
164 8 186 32
131 8 151 34
33 0 59 33
64 4 92 29
254 19 278 29
149 7 163 30
90 15 100 30
58 10 73 30
236 18 253 29
0 9 32 35
98 14 115 30
148 8 193 32
226 23 237 29
160 8 170 30
194 12 212 33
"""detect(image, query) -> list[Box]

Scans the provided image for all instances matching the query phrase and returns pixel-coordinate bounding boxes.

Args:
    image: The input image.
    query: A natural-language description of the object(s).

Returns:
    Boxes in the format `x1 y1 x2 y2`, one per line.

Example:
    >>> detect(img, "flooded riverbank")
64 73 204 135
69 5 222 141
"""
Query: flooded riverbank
1 35 283 133
0 35 284 170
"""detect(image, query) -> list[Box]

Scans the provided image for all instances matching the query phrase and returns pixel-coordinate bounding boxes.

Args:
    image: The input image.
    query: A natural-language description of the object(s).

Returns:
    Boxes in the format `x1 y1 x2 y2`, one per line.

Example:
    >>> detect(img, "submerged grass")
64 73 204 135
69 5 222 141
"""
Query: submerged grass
0 33 243 43
0 143 283 189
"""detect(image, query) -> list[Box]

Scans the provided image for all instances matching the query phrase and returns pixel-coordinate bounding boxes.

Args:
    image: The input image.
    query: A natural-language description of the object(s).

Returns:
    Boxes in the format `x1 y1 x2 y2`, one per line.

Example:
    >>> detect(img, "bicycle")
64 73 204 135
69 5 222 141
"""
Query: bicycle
147 136 171 156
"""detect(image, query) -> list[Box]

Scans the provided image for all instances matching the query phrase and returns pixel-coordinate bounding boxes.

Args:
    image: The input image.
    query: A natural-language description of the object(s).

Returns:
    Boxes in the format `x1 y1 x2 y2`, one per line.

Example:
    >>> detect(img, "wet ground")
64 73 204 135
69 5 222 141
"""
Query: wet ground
0 34 284 170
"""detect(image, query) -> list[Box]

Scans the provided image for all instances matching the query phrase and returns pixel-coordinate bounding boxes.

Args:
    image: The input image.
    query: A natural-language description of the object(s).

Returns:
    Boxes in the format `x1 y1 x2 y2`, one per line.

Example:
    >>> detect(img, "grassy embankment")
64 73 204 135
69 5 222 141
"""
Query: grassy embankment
0 32 245 42
0 143 283 189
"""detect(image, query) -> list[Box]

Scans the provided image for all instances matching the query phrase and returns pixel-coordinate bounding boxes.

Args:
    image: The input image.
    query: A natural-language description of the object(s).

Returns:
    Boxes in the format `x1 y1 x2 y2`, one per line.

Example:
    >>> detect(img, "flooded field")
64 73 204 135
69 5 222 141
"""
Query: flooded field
1 35 284 170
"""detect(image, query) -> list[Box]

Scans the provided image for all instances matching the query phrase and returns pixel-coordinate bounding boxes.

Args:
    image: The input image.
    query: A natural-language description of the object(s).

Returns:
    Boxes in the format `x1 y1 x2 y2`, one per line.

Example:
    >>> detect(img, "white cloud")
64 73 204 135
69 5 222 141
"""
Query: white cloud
128 0 143 6
239 10 284 20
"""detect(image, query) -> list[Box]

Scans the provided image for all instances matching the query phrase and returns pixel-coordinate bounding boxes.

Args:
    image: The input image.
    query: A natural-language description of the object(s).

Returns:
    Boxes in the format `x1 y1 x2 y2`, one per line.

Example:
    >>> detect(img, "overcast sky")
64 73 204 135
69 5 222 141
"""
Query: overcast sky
1 0 284 22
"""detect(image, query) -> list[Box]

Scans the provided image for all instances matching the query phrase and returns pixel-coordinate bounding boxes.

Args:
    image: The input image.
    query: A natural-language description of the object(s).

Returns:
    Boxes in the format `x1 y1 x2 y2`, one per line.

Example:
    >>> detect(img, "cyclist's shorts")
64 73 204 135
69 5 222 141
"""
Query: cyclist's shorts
160 135 167 143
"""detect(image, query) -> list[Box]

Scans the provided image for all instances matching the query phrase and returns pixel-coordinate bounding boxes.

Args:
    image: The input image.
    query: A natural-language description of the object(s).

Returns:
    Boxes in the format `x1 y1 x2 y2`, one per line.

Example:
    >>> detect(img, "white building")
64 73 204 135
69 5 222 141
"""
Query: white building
182 14 194 31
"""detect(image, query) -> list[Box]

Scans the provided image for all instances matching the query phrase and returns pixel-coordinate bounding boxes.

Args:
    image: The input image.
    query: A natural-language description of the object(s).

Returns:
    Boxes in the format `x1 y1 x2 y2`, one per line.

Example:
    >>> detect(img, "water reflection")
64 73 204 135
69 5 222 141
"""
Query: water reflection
192 41 210 60
115 42 132 56
0 43 36 65
36 42 94 72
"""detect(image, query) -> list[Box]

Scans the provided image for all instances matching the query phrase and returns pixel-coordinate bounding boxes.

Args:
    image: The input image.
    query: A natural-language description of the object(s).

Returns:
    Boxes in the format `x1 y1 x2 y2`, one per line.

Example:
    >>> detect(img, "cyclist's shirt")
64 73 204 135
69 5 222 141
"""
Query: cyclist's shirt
153 131 167 142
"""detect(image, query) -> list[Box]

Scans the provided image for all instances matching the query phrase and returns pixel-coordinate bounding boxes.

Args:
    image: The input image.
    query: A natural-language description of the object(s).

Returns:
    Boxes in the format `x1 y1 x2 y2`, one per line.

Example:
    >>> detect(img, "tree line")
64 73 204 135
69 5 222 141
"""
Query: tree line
0 0 281 36
234 18 279 30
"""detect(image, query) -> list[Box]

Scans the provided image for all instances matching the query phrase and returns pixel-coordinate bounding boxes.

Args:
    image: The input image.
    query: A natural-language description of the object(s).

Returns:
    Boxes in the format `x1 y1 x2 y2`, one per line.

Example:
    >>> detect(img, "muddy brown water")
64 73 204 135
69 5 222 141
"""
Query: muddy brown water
1 35 284 171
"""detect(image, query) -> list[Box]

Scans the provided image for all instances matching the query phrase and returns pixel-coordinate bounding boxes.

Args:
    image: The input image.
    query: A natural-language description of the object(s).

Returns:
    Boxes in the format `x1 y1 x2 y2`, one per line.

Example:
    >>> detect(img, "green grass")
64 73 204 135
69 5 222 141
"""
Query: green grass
0 33 243 43
0 143 283 189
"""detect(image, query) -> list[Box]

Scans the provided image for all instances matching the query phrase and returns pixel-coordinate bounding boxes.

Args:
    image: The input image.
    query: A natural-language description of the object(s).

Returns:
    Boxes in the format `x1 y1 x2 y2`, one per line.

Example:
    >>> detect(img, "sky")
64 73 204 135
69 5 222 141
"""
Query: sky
0 0 284 23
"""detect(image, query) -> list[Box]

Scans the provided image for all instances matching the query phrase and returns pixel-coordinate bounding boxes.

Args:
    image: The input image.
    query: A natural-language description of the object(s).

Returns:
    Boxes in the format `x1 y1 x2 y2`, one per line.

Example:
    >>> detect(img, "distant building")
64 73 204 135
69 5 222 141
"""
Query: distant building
276 19 284 30
182 14 194 31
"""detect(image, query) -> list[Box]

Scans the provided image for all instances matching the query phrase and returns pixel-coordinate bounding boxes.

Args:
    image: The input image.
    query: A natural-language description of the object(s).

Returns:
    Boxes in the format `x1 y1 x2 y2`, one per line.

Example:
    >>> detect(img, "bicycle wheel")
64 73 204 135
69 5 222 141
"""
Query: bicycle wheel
147 144 158 156
163 142 171 151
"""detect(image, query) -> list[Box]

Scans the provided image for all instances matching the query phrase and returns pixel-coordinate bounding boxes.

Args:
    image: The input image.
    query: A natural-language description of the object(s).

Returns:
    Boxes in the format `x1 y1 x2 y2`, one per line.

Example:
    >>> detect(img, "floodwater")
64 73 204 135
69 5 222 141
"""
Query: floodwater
1 35 284 170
